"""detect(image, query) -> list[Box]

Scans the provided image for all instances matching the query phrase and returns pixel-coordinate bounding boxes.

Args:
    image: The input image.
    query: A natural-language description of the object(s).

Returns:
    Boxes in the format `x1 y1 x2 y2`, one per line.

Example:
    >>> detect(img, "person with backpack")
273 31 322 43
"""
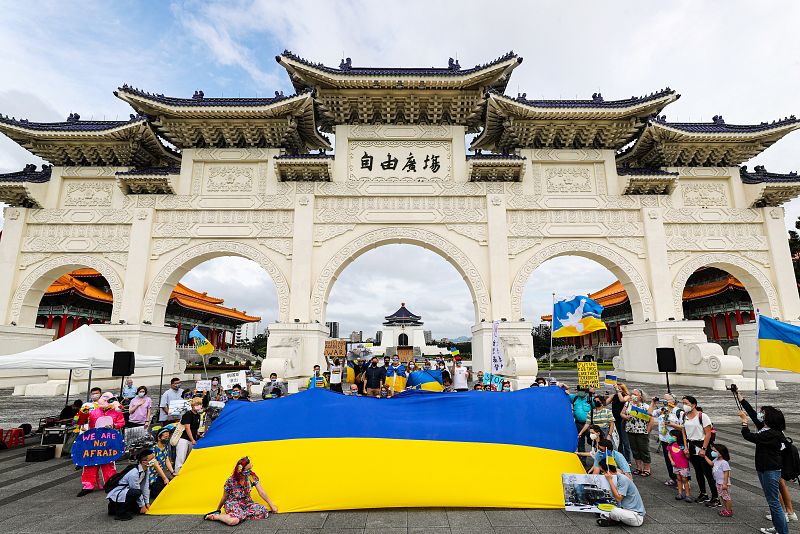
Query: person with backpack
568 385 592 453
680 395 719 506
106 448 155 521
738 391 798 531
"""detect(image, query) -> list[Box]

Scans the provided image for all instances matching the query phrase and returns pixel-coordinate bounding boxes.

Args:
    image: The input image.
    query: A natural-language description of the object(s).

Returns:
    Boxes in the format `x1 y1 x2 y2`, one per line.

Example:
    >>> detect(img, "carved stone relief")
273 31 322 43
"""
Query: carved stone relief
310 228 491 322
445 224 488 245
205 166 255 193
664 224 767 250
662 208 761 224
681 183 728 207
348 140 452 181
315 197 486 224
507 237 543 257
152 210 293 238
507 210 642 237
613 237 646 258
22 225 130 252
63 183 113 207
151 238 192 258
17 252 51 270
257 238 293 258
28 209 133 224
313 224 356 245
544 166 593 193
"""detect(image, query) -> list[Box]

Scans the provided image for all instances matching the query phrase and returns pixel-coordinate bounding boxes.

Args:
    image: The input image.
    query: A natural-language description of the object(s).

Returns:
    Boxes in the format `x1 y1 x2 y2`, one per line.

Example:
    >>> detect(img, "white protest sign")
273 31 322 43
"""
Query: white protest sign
220 370 247 391
195 379 212 391
168 399 190 416
208 400 225 409
491 320 505 373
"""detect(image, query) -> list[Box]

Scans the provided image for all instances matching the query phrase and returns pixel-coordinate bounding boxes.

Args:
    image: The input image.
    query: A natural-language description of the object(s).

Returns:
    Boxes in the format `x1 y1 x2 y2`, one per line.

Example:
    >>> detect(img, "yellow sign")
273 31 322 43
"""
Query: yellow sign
577 361 600 389
324 340 347 357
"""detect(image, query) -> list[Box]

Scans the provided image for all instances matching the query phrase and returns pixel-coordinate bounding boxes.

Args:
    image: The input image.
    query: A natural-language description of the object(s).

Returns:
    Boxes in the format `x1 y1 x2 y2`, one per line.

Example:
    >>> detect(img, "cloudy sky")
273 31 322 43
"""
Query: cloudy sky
1 1 799 338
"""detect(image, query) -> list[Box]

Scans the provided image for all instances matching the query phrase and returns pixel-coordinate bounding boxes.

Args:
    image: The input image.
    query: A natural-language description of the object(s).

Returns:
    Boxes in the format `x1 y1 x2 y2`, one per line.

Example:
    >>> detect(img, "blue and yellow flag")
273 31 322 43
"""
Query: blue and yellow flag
345 360 356 383
188 327 214 356
385 364 407 392
149 387 583 513
406 369 444 391
450 348 460 357
552 295 607 338
758 315 800 373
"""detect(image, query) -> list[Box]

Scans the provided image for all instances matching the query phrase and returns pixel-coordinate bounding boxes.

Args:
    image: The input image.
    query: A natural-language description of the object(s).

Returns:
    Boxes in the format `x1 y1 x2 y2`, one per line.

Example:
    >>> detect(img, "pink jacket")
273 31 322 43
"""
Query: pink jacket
88 407 125 429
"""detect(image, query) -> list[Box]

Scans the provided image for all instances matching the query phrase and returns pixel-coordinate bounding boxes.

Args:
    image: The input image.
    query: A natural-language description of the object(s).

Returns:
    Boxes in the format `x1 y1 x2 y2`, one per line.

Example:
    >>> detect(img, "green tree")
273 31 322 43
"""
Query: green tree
248 333 268 357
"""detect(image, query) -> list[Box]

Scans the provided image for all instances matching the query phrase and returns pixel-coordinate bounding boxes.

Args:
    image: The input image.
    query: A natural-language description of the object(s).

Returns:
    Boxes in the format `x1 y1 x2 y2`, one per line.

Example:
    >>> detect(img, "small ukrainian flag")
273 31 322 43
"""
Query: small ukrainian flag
188 327 214 356
450 348 460 357
552 295 607 338
758 315 800 373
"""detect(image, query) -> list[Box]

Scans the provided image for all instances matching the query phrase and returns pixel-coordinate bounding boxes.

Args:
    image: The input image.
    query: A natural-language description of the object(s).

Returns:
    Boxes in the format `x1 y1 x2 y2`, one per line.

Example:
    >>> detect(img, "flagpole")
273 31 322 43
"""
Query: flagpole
754 310 760 412
549 292 555 377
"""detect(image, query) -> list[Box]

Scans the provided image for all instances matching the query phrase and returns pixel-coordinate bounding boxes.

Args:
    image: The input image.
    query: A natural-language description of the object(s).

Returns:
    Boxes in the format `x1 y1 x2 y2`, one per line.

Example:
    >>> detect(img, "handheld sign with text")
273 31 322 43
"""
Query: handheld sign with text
72 428 124 466
220 371 246 391
196 379 212 391
576 361 600 389
324 340 347 357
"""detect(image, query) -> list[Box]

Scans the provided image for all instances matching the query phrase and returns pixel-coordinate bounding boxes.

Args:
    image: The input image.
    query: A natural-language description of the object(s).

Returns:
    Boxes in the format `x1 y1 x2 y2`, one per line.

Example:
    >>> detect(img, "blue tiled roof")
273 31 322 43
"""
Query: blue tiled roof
740 165 800 184
279 50 520 77
385 304 422 321
0 113 145 132
509 87 677 109
116 166 181 176
0 164 51 183
115 85 307 107
653 114 799 133
617 166 678 177
274 153 334 160
466 153 525 160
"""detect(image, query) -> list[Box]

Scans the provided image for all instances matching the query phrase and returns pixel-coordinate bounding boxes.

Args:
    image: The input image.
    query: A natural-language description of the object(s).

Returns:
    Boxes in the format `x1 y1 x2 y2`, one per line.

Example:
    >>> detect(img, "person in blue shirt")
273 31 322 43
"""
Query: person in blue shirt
107 448 153 521
567 385 593 451
590 439 633 479
596 458 646 527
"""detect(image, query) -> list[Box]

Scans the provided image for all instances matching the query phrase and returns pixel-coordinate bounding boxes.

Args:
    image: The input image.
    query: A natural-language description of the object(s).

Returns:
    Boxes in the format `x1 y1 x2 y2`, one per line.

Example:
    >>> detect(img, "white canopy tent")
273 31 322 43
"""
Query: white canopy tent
0 325 165 401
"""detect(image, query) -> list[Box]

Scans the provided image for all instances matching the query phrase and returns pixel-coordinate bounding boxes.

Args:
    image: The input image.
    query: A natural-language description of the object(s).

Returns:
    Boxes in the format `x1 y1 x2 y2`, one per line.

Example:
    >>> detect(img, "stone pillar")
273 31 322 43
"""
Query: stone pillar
471 321 536 388
288 194 315 322
0 208 27 324
763 207 800 318
486 194 512 319
119 208 155 324
641 208 677 320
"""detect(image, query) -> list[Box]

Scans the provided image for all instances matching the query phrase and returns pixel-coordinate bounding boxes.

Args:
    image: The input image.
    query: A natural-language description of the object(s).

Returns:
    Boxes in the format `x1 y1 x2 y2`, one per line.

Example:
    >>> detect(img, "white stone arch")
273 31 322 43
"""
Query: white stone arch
510 240 655 323
310 227 491 323
8 254 124 326
142 241 290 326
672 253 779 319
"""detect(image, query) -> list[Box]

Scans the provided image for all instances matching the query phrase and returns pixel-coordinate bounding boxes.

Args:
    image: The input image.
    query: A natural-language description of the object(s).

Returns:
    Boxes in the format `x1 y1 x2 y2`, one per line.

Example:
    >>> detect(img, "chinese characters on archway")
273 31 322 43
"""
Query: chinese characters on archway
360 152 441 174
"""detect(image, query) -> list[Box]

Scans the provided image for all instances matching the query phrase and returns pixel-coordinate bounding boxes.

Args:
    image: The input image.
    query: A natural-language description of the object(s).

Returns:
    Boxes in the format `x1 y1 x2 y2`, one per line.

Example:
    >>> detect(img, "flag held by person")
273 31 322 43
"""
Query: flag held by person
758 315 800 373
551 295 607 338
188 327 214 356
406 369 444 392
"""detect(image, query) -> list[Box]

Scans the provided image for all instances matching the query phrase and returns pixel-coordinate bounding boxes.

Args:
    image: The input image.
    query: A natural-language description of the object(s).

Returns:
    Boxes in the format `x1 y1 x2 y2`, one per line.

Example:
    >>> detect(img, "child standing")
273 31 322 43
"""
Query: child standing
668 429 692 502
708 444 733 516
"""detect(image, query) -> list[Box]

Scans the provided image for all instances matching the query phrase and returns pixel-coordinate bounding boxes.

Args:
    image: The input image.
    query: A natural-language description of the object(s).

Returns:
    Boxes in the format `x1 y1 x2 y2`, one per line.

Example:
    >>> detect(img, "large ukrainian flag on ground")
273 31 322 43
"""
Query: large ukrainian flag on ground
758 315 800 373
149 388 583 513
405 369 444 391
552 295 607 338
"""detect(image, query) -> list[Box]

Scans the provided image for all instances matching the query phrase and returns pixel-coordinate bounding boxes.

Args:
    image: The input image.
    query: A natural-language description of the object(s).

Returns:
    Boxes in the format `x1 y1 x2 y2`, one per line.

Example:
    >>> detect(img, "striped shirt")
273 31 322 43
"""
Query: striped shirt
591 407 615 434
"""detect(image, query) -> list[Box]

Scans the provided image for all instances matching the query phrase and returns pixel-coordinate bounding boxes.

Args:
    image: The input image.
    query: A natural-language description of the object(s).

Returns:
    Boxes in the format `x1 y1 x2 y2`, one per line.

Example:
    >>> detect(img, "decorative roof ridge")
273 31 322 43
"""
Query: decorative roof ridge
0 163 52 183
739 165 800 184
384 302 422 321
274 153 334 160
170 293 261 322
116 165 181 176
278 50 520 76
650 113 799 133
115 84 313 107
616 165 678 177
0 112 147 132
466 153 525 160
491 87 678 108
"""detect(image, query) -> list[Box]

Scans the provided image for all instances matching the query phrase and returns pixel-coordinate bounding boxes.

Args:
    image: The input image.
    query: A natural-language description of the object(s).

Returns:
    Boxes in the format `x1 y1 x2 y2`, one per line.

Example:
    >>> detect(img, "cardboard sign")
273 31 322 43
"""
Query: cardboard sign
168 399 190 416
577 361 600 389
195 380 212 391
324 340 347 357
220 371 246 391
72 428 124 466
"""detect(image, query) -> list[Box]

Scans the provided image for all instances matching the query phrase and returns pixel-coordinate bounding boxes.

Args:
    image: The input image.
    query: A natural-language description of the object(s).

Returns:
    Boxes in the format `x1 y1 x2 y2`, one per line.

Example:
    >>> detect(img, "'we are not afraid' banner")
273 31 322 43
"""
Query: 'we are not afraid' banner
72 428 124 466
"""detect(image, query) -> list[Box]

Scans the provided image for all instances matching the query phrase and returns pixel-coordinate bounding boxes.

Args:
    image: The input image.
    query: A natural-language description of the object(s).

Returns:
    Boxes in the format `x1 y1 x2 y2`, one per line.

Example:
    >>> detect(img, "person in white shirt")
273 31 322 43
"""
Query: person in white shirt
107 449 153 521
158 378 184 422
451 358 470 392
326 356 344 393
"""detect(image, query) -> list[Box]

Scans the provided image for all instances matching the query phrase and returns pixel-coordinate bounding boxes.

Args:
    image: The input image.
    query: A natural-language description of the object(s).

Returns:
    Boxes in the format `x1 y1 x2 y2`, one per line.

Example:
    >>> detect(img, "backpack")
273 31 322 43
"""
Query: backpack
103 464 136 494
782 436 800 483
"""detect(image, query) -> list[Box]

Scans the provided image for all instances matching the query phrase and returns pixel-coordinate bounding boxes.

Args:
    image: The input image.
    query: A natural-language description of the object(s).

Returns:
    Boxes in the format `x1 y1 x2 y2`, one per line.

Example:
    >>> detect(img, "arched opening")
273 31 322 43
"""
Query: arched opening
162 256 278 365
522 255 626 362
325 243 474 359
9 256 124 329
680 266 754 353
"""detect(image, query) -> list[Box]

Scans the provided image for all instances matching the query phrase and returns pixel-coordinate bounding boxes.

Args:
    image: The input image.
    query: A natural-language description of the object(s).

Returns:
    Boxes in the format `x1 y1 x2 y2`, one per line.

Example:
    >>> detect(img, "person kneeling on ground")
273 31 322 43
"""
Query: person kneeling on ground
596 459 646 527
589 439 633 479
205 456 278 526
107 449 154 521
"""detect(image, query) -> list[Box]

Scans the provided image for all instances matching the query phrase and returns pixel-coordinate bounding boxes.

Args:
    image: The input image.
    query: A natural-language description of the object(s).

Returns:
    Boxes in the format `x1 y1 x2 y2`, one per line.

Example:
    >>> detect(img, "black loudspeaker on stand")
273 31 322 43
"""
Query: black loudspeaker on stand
113 351 135 396
656 347 676 394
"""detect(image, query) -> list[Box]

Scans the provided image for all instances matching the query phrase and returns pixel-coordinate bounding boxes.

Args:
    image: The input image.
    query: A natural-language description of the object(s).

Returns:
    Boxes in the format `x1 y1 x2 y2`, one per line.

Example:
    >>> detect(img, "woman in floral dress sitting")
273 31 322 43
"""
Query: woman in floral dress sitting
204 456 278 526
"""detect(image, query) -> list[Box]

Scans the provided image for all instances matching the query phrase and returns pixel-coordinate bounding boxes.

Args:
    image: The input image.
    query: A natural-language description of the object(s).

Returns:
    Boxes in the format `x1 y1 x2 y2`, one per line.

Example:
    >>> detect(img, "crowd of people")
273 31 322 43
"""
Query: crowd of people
53 362 795 532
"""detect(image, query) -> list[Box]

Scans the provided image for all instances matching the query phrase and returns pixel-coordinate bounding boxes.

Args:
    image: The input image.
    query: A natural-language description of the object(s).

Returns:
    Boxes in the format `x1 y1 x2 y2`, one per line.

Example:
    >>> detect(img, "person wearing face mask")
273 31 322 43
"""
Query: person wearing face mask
622 389 653 477
326 356 344 393
385 355 406 396
451 357 470 392
703 444 733 517
589 439 632 479
569 387 593 453
579 397 615 443
77 392 126 496
207 377 227 403
149 426 175 500
126 386 152 428
306 365 329 390
121 378 137 402
666 429 692 501
652 393 682 487
106 448 155 521
174 397 204 474
438 360 451 383
204 456 278 525
262 372 287 399
364 356 386 397
159 378 184 423
229 384 250 401
348 383 360 396
681 395 718 505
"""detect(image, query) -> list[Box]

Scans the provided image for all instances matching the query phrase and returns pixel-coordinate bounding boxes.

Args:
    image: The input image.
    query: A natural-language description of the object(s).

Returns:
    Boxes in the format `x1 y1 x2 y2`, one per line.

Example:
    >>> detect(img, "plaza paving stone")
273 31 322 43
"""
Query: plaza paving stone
1 371 799 533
